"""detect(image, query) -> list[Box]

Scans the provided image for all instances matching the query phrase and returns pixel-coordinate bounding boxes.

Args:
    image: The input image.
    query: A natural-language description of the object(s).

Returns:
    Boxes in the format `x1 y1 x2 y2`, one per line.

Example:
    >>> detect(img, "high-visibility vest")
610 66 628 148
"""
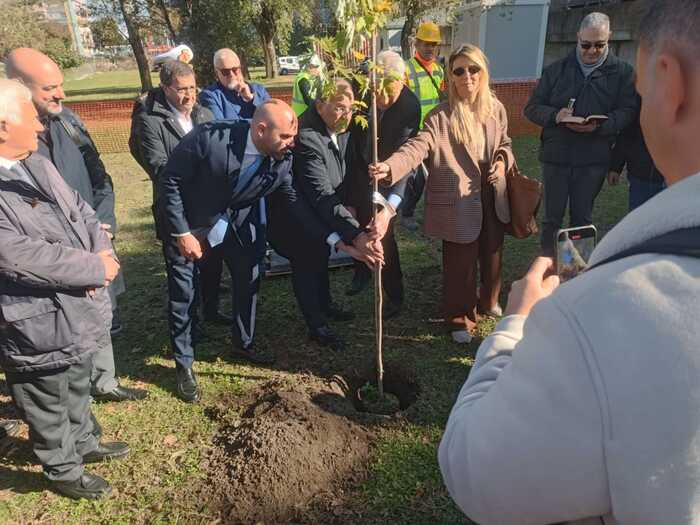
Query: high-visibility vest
405 57 445 127
292 71 317 116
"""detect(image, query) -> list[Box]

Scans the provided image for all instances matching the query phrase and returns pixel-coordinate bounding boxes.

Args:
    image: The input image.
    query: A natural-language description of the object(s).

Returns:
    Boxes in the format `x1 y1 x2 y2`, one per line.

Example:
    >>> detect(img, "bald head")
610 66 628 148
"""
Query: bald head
6 48 65 117
251 99 297 160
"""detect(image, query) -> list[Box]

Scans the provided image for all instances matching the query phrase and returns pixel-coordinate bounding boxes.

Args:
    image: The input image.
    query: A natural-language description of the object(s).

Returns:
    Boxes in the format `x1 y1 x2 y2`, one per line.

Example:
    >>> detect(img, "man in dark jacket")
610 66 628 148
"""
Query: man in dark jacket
5 48 145 403
160 99 370 400
608 94 665 211
347 51 420 319
0 80 129 499
524 12 638 255
289 79 384 350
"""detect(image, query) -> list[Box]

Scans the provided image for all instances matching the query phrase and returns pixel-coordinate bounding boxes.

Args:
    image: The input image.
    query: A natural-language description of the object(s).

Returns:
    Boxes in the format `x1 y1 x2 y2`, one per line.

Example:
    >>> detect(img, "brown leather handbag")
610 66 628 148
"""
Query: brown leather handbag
504 163 543 239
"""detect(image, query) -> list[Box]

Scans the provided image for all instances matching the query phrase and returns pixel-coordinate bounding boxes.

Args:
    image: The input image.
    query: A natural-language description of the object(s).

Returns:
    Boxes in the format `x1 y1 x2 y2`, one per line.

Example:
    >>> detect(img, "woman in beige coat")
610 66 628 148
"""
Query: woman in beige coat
371 44 514 343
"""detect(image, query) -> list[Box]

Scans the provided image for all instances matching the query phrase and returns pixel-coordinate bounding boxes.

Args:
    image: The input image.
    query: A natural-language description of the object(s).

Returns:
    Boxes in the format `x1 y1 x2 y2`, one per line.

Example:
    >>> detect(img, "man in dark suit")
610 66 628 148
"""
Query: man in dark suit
347 51 421 319
0 79 129 499
5 48 145 403
160 99 372 400
289 79 384 351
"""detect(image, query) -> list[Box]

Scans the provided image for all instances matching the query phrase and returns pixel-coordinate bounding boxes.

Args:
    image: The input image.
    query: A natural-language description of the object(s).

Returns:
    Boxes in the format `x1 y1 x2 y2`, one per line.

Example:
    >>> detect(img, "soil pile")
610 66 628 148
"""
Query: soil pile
205 376 373 524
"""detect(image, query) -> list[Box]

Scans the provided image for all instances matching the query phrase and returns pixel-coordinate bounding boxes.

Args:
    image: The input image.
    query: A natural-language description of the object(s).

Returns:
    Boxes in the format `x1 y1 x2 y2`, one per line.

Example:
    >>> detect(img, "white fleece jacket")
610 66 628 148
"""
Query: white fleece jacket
439 172 700 525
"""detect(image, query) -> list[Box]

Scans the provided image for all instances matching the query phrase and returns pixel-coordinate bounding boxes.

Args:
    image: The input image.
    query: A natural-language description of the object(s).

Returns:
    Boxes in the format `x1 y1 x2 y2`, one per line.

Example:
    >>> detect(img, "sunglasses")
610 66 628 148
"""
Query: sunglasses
452 65 481 77
579 41 607 51
218 66 241 76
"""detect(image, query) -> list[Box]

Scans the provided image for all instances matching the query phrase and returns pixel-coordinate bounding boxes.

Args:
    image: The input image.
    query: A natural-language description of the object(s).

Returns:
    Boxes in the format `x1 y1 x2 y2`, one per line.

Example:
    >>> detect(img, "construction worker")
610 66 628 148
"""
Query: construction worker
402 20 446 230
291 54 323 116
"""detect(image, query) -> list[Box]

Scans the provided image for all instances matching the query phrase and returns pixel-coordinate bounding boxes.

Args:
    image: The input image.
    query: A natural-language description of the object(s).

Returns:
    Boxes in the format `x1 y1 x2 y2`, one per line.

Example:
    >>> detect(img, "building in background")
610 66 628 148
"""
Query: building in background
33 0 95 57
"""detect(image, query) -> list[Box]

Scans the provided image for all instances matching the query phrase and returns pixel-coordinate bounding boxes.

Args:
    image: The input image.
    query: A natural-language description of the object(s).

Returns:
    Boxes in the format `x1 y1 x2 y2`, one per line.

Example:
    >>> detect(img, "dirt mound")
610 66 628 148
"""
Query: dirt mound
205 376 373 524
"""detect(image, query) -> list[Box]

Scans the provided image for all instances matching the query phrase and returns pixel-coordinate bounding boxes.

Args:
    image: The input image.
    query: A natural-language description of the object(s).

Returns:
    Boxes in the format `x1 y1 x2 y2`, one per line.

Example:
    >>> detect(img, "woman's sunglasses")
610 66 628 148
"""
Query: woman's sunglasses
452 65 481 77
579 41 607 51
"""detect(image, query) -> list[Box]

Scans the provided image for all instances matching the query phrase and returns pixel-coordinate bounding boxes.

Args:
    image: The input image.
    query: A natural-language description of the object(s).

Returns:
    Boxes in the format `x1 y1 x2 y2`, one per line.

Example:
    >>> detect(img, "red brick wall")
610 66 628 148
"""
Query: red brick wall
67 82 537 155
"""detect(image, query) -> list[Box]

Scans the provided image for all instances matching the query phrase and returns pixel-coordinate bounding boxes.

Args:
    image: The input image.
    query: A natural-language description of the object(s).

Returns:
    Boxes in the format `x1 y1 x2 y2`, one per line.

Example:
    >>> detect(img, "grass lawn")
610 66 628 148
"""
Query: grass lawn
64 67 294 102
0 136 629 523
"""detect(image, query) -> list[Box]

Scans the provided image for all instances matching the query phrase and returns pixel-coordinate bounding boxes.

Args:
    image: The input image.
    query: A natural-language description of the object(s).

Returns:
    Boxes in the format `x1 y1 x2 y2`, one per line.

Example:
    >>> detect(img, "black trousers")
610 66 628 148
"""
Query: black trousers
163 225 262 369
401 165 426 218
6 355 99 482
199 245 225 318
289 240 333 330
540 163 607 256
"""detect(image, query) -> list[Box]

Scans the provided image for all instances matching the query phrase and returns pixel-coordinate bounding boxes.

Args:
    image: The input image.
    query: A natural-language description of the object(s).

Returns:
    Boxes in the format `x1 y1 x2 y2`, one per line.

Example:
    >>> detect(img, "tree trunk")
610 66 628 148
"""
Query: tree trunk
261 35 277 78
239 50 251 80
118 0 152 92
400 10 416 60
254 3 278 79
156 0 178 42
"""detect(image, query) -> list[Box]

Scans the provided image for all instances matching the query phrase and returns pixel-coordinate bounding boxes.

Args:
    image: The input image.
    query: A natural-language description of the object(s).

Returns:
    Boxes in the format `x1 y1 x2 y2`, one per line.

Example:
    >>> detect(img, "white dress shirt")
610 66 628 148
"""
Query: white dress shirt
167 101 194 135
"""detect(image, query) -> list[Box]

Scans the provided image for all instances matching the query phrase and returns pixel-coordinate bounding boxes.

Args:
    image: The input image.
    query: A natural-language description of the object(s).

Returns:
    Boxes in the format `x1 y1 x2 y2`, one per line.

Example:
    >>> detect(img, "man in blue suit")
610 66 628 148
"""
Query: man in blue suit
199 48 270 121
160 99 379 402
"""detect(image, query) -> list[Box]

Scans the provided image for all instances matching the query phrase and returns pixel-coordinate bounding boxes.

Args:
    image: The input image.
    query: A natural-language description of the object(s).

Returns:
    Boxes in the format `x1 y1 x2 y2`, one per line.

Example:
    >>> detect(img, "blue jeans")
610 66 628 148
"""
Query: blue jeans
629 176 665 211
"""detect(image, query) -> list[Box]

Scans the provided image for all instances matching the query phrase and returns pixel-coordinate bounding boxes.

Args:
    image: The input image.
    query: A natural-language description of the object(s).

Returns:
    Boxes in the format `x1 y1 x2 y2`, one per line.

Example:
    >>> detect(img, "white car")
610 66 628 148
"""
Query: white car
277 56 300 75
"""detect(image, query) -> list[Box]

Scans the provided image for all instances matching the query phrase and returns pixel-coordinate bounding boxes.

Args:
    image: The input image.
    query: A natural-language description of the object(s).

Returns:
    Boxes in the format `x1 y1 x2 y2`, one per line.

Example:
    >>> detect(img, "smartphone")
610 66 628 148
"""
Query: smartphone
555 225 597 282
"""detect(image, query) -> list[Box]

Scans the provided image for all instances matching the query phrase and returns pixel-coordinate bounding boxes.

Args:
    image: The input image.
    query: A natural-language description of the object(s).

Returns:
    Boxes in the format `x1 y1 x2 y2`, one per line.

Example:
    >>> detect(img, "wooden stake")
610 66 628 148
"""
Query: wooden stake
370 31 384 397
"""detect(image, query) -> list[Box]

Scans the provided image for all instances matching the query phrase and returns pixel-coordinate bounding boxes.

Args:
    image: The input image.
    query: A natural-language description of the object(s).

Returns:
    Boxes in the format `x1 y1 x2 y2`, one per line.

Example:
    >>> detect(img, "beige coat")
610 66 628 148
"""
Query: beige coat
385 100 514 244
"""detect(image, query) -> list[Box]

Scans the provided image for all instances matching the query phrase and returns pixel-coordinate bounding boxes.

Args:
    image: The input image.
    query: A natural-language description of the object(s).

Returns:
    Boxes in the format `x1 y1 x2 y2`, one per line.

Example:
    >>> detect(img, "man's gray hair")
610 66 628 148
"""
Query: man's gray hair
213 48 236 67
639 0 700 56
579 12 610 33
159 60 195 87
377 50 406 78
0 79 31 123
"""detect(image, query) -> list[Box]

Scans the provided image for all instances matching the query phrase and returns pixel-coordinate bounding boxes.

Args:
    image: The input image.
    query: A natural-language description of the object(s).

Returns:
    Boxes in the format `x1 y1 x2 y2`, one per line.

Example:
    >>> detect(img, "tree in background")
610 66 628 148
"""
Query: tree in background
1 1 83 69
249 0 312 79
397 0 459 58
90 17 127 48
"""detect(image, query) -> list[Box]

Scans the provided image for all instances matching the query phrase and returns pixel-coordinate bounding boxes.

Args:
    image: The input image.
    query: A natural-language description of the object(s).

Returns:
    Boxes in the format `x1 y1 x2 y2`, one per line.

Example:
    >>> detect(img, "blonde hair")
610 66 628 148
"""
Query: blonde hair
0 79 32 123
447 44 495 157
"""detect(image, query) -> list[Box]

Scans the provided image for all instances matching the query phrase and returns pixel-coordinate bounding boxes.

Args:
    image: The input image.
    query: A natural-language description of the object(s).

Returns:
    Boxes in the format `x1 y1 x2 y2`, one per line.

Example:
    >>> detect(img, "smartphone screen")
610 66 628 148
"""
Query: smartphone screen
556 226 597 282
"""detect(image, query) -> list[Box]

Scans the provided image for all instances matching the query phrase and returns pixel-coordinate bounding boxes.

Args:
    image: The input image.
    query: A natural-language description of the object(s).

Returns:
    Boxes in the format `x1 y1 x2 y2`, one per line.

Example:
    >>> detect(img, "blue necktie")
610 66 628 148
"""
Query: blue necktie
208 154 264 247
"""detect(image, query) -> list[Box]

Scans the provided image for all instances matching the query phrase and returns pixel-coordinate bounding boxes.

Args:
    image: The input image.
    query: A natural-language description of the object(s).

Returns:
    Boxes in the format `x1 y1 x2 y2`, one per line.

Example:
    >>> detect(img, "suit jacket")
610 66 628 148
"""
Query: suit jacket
160 120 329 245
384 100 514 244
292 104 361 243
199 82 270 121
348 85 421 215
132 88 213 237
0 154 112 373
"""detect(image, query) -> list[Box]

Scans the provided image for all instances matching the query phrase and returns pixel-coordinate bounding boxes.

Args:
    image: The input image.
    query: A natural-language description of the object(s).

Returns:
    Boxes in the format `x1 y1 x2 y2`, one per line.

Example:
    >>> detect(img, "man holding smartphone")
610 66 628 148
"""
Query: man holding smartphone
439 2 700 523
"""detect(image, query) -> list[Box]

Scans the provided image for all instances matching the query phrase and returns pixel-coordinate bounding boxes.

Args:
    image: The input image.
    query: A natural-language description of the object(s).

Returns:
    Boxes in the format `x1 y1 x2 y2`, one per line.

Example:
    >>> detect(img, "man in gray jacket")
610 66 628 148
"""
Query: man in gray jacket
5 48 146 403
439 2 700 524
0 80 129 499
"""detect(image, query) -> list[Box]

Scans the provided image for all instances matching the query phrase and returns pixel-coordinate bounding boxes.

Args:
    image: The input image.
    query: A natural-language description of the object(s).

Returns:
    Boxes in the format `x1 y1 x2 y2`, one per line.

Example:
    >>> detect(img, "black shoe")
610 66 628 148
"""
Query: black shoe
383 301 402 320
231 344 275 365
345 273 370 296
176 366 200 402
82 441 130 464
52 472 112 500
89 412 102 441
93 385 148 403
309 325 345 351
0 420 20 443
110 309 123 337
203 311 234 325
326 302 355 322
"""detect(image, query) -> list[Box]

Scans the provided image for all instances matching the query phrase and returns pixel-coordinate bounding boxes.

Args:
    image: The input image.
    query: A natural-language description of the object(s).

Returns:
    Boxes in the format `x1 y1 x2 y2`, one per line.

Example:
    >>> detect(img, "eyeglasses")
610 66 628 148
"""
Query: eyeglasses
452 65 481 77
332 105 353 116
169 86 197 95
217 66 241 76
579 41 608 51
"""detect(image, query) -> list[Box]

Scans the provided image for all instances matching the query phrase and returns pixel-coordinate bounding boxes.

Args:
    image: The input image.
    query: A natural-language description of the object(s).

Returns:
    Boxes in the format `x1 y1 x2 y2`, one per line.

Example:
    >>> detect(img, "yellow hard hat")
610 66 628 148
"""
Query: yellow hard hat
416 21 441 44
